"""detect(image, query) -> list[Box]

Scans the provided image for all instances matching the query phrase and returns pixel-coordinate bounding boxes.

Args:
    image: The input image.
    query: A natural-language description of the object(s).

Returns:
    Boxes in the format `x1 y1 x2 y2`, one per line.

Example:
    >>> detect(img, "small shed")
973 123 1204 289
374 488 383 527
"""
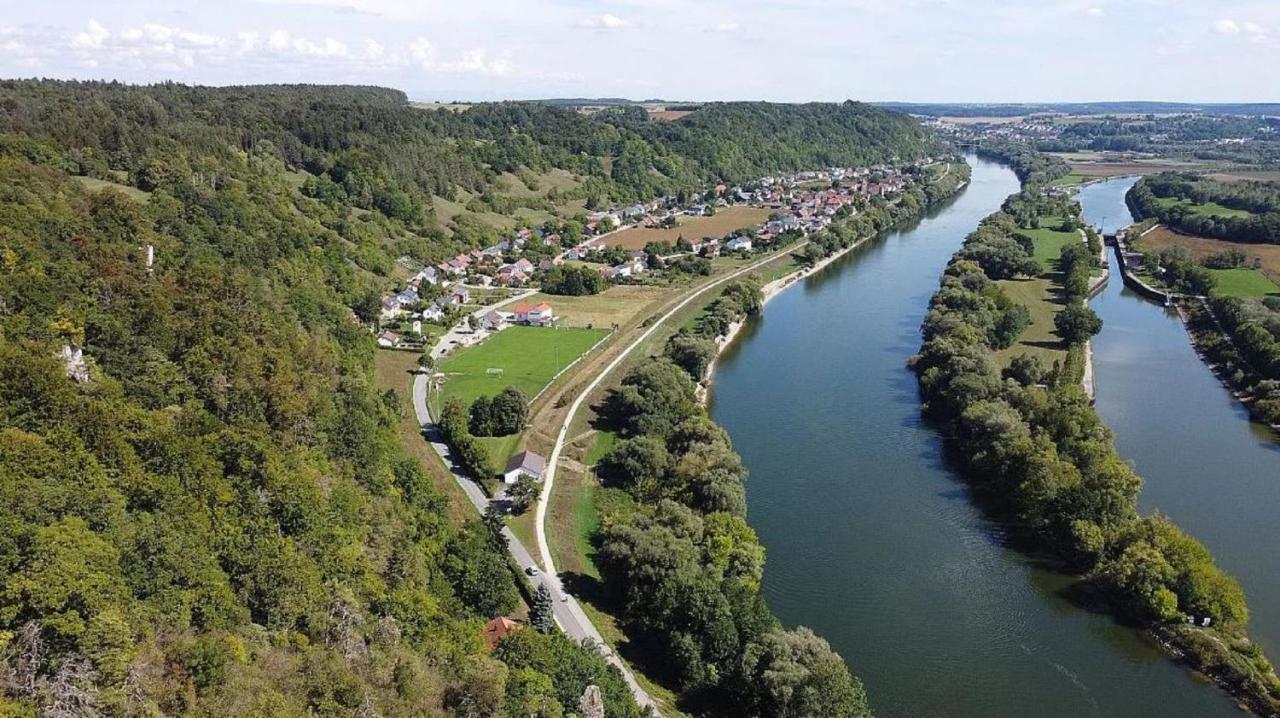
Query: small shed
503 450 547 485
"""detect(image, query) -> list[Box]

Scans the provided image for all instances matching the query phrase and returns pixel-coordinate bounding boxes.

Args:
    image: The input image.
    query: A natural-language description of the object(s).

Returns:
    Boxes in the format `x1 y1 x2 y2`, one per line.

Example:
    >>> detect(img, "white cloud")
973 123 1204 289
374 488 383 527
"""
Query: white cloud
714 22 740 32
1086 7 1104 18
440 48 513 76
582 14 631 29
1214 18 1241 34
1243 22 1266 35
71 19 109 49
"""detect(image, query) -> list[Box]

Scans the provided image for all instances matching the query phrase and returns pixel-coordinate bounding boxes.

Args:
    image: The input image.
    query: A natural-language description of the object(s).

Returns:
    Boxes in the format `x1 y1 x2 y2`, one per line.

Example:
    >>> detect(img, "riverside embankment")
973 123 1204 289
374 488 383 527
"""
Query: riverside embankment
708 157 1242 717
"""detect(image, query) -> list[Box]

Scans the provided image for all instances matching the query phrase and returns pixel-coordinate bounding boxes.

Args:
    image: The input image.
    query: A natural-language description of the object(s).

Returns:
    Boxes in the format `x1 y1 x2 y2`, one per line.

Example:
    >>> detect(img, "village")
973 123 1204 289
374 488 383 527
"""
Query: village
372 160 928 351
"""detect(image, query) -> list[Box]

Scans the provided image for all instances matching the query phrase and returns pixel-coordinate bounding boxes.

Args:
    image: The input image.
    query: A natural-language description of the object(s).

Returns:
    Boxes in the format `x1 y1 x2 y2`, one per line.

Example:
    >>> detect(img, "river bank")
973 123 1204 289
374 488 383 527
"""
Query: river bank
698 176 973 403
710 157 1245 717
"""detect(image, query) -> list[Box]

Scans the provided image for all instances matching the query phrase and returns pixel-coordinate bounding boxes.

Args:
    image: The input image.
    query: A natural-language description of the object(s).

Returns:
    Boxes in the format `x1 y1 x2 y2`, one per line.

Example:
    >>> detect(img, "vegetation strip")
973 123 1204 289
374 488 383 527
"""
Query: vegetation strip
913 158 1280 716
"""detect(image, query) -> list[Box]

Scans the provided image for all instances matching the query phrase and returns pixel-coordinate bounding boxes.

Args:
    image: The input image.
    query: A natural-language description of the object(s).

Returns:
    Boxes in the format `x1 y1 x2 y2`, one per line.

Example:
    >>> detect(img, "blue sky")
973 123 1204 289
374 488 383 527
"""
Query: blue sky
1 0 1276 102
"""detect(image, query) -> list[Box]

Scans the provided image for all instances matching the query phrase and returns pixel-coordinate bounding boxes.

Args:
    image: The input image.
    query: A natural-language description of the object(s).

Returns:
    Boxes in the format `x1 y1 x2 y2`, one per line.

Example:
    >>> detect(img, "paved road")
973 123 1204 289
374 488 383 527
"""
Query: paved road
409 304 661 714
531 245 807 704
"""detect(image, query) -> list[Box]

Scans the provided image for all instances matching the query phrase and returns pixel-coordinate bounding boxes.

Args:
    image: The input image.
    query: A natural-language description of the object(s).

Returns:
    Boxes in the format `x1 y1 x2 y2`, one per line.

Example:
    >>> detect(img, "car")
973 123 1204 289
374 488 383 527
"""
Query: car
524 566 538 577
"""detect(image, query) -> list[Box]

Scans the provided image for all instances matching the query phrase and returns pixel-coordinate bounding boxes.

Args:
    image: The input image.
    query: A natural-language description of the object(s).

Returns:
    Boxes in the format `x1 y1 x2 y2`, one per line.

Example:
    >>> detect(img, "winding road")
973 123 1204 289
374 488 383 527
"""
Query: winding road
410 243 806 715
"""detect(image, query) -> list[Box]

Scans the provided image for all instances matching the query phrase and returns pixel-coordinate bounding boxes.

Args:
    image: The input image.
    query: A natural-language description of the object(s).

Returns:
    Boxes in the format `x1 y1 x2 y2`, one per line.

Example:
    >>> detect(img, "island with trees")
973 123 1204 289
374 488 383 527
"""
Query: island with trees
913 160 1280 716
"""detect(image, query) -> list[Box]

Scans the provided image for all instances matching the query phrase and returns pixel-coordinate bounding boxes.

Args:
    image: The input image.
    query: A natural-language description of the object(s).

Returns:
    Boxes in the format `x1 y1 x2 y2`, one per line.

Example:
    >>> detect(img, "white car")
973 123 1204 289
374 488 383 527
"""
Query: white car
525 566 538 577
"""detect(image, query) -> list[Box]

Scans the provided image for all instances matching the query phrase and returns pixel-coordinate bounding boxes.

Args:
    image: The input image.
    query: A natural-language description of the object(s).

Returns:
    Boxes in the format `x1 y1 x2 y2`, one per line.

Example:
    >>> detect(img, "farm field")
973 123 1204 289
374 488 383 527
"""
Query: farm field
606 206 771 249
522 285 668 328
1151 196 1253 219
1210 171 1280 184
1137 226 1280 286
433 325 610 412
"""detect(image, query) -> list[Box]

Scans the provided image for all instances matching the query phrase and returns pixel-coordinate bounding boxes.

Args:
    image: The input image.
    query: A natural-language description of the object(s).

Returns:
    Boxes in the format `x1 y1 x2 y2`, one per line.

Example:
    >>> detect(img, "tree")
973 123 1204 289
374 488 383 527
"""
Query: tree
530 584 555 634
1055 303 1103 345
736 627 871 718
508 475 541 515
665 333 717 380
542 265 607 296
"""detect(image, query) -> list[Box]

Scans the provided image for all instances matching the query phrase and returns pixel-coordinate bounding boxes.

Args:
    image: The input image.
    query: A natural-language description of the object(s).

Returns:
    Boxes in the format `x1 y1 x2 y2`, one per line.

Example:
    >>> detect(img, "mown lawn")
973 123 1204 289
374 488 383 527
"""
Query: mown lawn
522 286 668 329
1018 220 1079 270
434 325 610 411
1207 268 1280 299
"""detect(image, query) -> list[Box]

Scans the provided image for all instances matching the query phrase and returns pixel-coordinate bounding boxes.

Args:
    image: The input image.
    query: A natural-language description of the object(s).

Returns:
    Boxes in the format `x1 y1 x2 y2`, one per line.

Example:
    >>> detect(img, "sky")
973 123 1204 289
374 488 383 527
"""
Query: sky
1 0 1276 103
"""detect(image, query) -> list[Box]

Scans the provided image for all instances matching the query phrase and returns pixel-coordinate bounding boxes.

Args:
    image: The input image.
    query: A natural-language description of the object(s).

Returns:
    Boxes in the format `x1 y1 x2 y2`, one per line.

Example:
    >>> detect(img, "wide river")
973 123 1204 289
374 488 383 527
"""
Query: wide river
709 158 1244 717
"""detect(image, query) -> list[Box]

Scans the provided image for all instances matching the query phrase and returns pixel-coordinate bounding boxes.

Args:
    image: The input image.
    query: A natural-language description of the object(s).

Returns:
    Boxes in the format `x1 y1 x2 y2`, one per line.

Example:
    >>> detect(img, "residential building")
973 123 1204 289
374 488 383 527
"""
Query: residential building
503 450 547 485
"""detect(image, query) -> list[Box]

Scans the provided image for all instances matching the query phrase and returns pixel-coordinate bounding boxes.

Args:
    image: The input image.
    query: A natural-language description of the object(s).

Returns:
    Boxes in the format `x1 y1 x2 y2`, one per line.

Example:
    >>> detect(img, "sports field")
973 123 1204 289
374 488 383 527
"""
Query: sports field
433 325 610 411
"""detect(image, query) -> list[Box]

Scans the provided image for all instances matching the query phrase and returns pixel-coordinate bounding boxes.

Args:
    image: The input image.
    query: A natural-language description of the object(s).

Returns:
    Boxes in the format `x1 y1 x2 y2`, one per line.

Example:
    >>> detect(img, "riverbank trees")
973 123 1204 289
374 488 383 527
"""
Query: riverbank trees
1128 173 1280 244
913 187 1280 715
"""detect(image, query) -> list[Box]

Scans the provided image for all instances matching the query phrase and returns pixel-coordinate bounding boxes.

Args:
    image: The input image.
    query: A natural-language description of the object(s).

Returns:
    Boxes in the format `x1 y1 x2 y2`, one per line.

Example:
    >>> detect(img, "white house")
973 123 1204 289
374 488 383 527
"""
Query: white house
376 331 401 348
512 302 554 326
503 451 546 485
724 236 753 252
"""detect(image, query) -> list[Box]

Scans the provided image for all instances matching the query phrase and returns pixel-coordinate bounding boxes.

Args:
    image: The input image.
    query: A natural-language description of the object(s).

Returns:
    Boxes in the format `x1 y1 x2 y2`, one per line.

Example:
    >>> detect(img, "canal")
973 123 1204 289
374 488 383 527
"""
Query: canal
708 159 1240 717
1082 176 1280 659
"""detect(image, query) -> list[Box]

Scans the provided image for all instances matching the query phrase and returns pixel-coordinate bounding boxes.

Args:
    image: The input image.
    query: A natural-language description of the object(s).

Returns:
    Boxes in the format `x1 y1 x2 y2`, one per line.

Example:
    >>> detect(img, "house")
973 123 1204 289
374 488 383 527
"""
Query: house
449 288 470 306
381 295 403 318
724 236 753 252
618 204 645 220
417 266 440 285
482 617 522 651
481 310 508 331
421 304 445 322
512 302 555 326
512 258 535 274
503 450 547 485
376 331 401 348
538 258 557 272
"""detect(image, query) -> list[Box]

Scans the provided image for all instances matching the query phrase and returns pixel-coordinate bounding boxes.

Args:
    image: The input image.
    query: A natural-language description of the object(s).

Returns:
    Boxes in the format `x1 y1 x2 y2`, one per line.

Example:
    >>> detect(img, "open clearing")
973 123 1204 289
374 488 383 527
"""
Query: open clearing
1137 226 1280 285
1151 196 1253 219
1205 268 1280 299
1136 227 1280 298
73 176 152 203
433 325 610 411
1210 171 1280 184
1018 220 1079 269
522 285 669 328
606 206 772 250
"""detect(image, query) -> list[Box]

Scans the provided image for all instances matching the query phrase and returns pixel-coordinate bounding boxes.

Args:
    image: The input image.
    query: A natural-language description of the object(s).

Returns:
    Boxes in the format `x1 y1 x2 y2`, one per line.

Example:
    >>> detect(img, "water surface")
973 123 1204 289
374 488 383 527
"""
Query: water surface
1082 176 1280 658
710 160 1240 717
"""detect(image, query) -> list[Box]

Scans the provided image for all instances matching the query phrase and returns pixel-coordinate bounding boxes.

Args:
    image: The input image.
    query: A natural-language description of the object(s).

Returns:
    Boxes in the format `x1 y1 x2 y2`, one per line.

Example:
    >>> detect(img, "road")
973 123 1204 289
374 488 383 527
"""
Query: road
409 291 662 714
531 244 807 704
410 245 803 715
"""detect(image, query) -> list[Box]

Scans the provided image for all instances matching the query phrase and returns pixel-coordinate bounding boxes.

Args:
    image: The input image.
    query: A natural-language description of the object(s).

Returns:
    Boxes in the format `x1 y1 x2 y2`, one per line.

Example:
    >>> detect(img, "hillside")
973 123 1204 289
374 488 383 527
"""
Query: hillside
0 80 941 717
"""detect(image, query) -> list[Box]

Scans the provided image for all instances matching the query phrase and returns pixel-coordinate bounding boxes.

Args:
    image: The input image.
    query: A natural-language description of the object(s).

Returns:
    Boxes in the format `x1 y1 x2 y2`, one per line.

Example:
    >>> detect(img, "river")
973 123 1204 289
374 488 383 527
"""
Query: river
1081 176 1280 659
708 158 1241 717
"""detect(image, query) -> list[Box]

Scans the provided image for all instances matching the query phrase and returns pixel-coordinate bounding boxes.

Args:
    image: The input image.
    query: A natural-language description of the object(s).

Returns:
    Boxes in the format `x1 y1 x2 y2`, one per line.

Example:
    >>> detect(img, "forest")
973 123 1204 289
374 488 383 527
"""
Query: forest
912 184 1280 716
0 79 955 716
1128 173 1280 244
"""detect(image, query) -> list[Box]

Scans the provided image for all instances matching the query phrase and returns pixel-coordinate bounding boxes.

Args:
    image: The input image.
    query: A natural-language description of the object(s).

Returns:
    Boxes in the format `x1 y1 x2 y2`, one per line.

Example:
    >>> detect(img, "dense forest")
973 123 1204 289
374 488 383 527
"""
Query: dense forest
0 80 951 716
975 142 1071 188
913 186 1280 715
1128 173 1280 244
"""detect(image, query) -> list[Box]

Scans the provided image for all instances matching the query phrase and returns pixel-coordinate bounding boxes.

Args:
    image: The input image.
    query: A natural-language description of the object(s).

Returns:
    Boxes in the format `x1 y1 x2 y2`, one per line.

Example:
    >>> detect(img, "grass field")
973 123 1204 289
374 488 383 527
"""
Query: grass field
372 349 474 525
606 206 771 250
995 276 1067 367
1050 173 1093 187
73 176 152 203
434 325 610 411
521 286 669 328
1137 227 1280 290
1151 196 1253 219
1205 268 1280 299
1209 171 1280 184
1018 220 1080 269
